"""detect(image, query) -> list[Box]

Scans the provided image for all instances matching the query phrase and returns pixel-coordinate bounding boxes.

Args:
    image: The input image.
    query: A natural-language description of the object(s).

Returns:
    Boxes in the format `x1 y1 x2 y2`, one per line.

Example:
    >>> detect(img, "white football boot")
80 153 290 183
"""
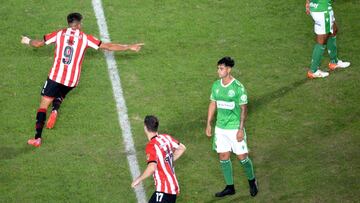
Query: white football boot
329 60 351 70
307 69 329 79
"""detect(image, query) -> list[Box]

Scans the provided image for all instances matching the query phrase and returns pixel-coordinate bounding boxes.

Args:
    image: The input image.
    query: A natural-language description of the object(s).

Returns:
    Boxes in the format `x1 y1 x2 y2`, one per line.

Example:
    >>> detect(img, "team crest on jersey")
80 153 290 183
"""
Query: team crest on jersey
67 39 75 45
216 89 219 94
241 94 247 102
228 90 235 97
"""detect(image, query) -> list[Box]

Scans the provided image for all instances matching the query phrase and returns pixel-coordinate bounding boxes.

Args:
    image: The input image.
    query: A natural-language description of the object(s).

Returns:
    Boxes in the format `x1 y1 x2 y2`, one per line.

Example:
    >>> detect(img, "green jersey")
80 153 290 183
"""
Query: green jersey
210 78 248 130
310 0 332 12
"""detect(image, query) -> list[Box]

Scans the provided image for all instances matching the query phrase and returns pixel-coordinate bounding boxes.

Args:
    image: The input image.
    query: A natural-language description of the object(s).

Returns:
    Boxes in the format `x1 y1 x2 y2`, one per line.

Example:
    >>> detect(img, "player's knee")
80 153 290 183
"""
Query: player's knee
315 34 328 45
316 38 326 45
219 153 230 160
331 29 338 37
40 97 54 109
237 153 248 161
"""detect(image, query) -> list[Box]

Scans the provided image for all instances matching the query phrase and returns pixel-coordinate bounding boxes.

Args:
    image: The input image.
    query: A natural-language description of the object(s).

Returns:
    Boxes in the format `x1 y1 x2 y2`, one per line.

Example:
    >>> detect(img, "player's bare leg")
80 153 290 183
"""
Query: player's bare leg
28 96 54 147
38 96 54 112
215 152 236 197
237 153 258 197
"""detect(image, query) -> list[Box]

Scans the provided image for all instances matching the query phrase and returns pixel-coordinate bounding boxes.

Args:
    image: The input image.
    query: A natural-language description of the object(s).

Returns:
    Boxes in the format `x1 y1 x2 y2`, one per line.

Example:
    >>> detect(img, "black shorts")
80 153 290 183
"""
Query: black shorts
149 192 176 203
41 78 74 99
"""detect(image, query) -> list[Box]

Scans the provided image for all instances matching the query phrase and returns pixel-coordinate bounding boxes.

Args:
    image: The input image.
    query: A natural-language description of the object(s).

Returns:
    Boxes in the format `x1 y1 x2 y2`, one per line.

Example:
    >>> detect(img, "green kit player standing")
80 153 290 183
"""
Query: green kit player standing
306 0 350 79
205 57 258 197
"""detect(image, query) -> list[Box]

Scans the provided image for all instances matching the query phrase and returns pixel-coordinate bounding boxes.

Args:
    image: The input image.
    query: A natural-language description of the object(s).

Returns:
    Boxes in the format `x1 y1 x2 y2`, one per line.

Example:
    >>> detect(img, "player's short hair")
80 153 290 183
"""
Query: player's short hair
144 115 159 132
67 13 83 24
217 56 235 68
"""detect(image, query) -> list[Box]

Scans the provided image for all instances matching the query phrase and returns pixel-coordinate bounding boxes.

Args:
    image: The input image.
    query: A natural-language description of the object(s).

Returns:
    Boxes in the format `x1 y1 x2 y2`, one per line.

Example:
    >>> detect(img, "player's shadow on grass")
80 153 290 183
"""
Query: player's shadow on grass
112 51 145 59
0 146 33 160
249 78 308 112
204 194 251 203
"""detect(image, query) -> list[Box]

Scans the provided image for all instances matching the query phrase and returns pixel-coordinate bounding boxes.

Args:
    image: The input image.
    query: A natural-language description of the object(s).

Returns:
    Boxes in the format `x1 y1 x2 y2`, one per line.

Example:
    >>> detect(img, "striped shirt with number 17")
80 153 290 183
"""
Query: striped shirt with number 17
146 134 181 195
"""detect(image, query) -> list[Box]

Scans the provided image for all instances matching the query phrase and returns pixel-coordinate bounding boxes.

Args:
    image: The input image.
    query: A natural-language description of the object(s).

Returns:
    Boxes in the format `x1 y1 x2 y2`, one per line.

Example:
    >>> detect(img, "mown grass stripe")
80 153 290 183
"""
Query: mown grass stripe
91 0 146 202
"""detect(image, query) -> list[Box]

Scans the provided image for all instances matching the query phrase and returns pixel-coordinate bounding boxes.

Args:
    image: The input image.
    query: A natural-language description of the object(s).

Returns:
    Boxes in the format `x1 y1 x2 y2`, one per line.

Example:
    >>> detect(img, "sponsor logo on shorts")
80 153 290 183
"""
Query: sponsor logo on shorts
309 2 318 8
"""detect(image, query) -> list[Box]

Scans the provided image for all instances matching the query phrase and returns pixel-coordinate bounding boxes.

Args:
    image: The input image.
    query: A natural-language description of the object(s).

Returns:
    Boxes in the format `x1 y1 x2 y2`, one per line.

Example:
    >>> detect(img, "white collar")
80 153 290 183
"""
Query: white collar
220 78 235 88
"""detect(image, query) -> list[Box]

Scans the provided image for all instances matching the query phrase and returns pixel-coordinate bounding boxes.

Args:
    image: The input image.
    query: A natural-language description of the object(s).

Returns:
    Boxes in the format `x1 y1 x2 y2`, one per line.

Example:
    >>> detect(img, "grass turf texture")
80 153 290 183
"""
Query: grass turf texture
1 0 359 202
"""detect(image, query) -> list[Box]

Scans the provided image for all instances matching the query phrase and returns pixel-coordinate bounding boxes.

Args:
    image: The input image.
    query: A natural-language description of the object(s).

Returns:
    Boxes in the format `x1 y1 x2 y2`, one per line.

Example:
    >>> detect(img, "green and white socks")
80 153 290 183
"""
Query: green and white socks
240 157 255 180
327 36 338 64
310 36 339 72
220 159 234 185
220 157 256 186
310 43 326 73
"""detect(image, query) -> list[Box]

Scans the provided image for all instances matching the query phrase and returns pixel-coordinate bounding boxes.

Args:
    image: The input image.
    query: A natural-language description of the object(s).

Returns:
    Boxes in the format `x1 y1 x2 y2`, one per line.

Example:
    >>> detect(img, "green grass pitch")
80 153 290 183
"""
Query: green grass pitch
0 0 359 202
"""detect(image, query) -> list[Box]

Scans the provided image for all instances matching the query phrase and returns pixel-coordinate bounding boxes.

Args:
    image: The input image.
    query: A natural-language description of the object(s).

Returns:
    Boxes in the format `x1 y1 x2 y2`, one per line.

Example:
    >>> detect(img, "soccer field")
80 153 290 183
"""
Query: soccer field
1 0 359 202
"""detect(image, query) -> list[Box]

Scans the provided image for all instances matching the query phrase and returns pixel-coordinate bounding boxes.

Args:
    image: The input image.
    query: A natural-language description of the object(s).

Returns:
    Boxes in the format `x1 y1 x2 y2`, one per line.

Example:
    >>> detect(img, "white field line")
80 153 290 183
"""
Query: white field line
91 0 147 202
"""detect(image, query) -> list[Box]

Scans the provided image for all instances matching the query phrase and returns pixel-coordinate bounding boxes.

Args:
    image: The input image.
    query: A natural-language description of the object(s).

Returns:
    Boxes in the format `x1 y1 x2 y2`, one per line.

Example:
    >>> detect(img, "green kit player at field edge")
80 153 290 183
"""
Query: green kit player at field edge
305 0 350 79
205 57 258 197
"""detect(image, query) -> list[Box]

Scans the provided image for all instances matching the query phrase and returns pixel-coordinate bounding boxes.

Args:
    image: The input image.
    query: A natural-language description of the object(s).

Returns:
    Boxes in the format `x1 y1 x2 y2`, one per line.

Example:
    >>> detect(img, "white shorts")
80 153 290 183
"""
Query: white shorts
214 127 249 155
310 10 335 35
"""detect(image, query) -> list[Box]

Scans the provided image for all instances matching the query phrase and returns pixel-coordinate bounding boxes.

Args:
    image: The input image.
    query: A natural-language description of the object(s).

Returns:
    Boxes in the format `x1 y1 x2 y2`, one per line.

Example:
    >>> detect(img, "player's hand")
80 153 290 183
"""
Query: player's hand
129 43 144 52
131 177 141 188
21 36 31 45
236 129 244 142
205 124 212 138
305 2 310 15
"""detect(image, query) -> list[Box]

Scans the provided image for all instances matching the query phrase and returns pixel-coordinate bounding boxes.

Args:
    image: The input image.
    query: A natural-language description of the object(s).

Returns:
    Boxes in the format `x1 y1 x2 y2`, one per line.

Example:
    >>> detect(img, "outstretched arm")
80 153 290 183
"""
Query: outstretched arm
100 42 144 52
21 36 45 48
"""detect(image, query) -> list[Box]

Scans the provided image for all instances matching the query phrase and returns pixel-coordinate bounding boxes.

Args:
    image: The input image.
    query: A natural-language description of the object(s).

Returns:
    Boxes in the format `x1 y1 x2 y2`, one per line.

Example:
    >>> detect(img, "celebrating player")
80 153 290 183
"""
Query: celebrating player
21 12 144 147
305 0 350 78
131 115 186 203
205 57 258 197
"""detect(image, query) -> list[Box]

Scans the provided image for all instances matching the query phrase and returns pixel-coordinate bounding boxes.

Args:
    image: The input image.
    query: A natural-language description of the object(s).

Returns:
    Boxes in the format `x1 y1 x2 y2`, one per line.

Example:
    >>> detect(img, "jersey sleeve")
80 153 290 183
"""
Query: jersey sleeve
165 135 180 149
43 30 58 45
210 83 216 101
86 34 102 50
145 143 157 164
238 85 248 105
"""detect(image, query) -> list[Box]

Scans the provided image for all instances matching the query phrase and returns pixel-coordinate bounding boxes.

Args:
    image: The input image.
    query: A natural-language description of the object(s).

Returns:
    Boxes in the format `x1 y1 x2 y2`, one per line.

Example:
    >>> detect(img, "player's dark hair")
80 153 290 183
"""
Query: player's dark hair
217 56 235 68
67 13 83 24
144 115 159 132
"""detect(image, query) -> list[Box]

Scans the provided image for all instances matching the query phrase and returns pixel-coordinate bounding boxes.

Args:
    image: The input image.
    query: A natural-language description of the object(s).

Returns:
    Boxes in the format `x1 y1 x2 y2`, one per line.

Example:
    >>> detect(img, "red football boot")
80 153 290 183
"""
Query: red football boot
27 138 41 147
46 110 58 129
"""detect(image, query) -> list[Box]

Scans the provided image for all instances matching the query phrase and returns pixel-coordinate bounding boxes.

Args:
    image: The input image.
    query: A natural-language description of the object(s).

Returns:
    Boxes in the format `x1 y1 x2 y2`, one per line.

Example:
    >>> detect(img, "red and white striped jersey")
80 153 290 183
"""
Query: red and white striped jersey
44 28 102 87
146 134 180 195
